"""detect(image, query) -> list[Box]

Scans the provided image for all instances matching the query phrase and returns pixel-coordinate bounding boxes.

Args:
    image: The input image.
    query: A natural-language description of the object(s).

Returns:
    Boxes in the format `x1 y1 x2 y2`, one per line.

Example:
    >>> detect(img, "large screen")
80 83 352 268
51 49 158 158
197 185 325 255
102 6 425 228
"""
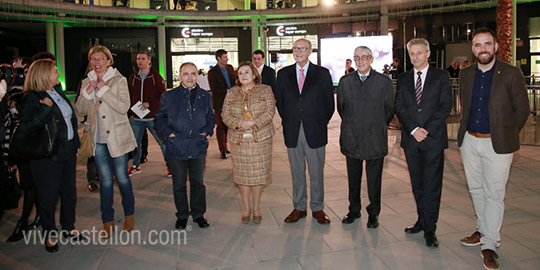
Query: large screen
320 35 393 83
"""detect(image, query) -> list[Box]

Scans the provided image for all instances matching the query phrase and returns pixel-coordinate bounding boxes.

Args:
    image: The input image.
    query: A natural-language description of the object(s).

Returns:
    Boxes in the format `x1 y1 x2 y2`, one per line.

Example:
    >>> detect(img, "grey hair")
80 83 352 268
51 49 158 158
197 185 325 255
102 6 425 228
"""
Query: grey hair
406 38 430 52
294 38 312 49
354 46 373 56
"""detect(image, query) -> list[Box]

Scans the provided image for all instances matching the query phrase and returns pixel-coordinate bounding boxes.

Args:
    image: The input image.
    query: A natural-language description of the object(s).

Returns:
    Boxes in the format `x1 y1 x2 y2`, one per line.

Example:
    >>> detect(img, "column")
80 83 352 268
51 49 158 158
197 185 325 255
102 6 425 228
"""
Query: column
157 17 167 83
55 22 66 91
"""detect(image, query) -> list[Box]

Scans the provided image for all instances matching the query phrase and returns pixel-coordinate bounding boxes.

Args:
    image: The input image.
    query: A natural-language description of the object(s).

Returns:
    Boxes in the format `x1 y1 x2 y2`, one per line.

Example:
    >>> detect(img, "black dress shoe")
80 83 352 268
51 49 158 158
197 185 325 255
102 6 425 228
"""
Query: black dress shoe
220 153 227 159
62 231 88 242
367 215 379 228
175 218 188 229
7 220 29 242
424 231 439 247
341 212 361 224
28 214 41 229
87 182 99 192
194 216 210 228
45 240 59 253
404 221 423 234
226 150 231 154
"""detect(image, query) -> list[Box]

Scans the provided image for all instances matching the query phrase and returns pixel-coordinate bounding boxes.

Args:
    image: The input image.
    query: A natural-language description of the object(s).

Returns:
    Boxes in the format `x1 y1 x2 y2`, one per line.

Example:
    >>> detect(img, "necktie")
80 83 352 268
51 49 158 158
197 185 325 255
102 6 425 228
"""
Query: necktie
415 71 422 104
361 75 367 82
298 68 305 93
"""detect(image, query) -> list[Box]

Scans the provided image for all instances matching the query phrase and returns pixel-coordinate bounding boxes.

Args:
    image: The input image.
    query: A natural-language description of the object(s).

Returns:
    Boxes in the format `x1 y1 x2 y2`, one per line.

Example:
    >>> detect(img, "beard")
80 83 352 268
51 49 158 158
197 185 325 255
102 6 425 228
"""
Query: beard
475 51 496 65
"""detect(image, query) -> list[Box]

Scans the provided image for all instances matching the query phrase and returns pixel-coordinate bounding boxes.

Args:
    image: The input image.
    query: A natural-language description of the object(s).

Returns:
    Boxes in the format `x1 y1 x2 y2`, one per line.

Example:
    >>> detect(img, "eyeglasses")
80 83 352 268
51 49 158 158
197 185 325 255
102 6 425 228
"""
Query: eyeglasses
354 55 372 61
292 47 310 52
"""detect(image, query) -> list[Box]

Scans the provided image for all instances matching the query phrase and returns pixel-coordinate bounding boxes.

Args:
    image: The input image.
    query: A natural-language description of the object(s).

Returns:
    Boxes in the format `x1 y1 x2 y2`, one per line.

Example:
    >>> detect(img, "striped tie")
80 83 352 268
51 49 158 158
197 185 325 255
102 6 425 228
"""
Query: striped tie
415 71 422 104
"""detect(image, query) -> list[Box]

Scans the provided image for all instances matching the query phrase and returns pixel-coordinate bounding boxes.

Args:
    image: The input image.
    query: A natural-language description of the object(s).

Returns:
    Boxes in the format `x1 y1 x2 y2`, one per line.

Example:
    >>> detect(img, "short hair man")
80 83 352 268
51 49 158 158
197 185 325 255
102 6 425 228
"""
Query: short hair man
208 49 236 159
344 59 355 75
154 62 216 230
127 51 168 176
337 46 394 228
275 38 335 224
457 28 529 270
252 50 276 91
395 38 452 248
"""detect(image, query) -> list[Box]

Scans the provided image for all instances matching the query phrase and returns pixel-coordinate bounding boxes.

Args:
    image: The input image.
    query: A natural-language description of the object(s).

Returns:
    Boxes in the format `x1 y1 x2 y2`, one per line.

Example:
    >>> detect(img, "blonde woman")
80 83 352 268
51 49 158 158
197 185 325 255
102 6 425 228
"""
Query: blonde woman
222 61 275 224
74 45 137 237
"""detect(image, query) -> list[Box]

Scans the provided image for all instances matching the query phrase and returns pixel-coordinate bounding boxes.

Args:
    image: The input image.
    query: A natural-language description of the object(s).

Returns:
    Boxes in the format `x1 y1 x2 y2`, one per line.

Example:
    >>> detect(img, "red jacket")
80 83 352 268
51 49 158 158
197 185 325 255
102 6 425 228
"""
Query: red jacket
128 69 166 119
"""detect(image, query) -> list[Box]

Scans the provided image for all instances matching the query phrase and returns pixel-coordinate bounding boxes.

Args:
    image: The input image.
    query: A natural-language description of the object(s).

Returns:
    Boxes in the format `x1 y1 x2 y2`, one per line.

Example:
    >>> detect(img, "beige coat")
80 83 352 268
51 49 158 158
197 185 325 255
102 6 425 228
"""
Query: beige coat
74 67 136 158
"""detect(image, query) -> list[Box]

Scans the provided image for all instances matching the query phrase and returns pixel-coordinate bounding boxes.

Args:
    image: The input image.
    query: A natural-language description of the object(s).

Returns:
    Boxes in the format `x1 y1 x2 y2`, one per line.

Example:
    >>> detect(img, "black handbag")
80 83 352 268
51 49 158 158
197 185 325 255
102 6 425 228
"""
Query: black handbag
8 117 57 160
1 168 21 211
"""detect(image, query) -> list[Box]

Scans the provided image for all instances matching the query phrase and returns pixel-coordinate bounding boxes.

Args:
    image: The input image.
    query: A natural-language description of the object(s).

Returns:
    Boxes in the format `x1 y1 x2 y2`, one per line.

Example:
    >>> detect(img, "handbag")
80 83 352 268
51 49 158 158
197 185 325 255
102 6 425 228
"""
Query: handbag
77 100 100 163
8 117 57 160
1 168 21 211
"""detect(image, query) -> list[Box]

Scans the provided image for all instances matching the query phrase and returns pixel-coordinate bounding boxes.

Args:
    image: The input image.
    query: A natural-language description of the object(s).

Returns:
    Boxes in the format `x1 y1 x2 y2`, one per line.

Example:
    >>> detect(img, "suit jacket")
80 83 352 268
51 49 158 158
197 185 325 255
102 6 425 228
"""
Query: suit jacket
275 62 335 148
457 60 529 154
395 66 452 150
261 65 276 91
208 64 236 111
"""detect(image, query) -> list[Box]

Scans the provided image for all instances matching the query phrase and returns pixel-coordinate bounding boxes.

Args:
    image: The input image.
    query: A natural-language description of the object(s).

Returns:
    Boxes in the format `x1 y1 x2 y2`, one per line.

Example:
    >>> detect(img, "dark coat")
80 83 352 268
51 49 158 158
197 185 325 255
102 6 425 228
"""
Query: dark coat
154 85 216 161
275 62 335 148
337 70 394 160
457 60 530 154
395 66 452 150
261 65 276 91
208 64 236 111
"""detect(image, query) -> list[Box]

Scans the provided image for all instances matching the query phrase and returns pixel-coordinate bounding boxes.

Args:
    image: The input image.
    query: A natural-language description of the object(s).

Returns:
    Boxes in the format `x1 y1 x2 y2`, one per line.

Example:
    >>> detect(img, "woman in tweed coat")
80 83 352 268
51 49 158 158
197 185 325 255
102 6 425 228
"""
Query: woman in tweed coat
222 61 275 224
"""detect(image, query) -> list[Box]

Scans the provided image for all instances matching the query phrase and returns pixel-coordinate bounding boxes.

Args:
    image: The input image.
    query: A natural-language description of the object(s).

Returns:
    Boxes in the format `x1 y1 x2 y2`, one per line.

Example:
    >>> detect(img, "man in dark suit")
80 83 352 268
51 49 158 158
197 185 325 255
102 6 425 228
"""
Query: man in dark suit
275 38 335 224
457 28 529 270
208 49 236 159
395 38 452 248
252 50 276 91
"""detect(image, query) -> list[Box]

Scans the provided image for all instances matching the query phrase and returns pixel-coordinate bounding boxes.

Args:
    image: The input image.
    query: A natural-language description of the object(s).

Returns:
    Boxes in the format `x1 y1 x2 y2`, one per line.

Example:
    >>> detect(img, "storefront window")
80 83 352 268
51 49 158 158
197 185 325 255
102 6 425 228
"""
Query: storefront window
268 35 318 51
171 37 238 52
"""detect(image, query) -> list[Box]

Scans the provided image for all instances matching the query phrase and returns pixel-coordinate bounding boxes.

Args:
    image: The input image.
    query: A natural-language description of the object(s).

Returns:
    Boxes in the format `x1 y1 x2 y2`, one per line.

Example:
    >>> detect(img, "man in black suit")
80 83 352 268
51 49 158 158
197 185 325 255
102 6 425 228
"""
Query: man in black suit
208 49 236 159
252 50 276 91
395 38 452 248
275 38 335 224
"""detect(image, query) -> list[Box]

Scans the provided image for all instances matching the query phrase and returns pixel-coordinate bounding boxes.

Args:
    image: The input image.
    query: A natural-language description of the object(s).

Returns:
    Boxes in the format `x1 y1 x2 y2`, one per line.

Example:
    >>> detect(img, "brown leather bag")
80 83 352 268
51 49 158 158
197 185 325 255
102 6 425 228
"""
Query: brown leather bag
77 100 100 163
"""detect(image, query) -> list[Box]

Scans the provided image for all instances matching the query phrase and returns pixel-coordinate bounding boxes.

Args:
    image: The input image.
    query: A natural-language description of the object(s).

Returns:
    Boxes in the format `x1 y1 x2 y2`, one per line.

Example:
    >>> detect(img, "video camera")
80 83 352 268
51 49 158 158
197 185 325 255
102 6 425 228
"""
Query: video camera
0 64 25 86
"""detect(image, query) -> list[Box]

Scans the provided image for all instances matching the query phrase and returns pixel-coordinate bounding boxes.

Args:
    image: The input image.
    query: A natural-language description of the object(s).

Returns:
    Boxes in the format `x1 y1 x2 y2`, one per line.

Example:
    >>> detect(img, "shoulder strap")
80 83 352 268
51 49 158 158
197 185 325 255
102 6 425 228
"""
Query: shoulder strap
88 100 101 127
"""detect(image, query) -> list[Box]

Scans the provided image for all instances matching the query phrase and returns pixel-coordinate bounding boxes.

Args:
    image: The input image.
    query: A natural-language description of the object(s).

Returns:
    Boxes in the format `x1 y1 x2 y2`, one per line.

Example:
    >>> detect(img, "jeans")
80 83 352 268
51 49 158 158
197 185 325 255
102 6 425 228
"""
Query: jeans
169 158 206 219
129 118 166 168
94 143 135 223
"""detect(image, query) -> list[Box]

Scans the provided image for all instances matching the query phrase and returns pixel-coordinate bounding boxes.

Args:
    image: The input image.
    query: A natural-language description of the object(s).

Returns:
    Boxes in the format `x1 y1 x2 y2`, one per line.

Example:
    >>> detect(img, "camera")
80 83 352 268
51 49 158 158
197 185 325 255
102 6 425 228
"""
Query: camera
0 64 25 86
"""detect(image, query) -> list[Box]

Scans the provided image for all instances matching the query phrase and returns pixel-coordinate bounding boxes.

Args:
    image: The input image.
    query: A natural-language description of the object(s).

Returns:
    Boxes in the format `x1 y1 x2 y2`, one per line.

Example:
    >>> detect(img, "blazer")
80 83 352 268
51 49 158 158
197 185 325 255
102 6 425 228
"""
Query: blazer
208 64 236 111
457 60 529 154
74 67 137 158
275 62 335 148
222 84 275 144
261 65 276 91
395 66 452 150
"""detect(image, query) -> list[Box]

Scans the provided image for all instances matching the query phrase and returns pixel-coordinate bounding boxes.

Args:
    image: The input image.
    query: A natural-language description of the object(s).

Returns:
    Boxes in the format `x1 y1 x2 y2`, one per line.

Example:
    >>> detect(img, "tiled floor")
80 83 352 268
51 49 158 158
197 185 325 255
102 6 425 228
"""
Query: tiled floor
1 110 539 270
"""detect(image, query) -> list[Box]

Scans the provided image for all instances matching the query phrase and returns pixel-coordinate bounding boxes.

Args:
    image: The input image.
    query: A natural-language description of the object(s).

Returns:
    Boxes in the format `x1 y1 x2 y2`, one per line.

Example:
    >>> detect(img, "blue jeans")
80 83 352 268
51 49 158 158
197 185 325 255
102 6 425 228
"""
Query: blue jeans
129 118 166 168
94 143 135 223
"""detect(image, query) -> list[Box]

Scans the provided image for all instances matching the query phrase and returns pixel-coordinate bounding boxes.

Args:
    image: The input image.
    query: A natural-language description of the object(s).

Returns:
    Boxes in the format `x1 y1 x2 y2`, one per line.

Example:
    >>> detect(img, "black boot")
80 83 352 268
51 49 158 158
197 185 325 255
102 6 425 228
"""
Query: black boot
7 220 29 242
28 214 41 230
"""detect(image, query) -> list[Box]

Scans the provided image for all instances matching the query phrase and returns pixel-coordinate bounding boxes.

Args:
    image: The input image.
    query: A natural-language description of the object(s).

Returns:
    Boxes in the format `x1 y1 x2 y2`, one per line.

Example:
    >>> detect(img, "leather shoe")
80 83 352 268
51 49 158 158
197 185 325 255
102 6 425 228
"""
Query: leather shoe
312 210 331 224
341 212 361 224
367 215 379 228
226 150 231 154
424 231 439 247
62 231 88 242
404 221 423 234
194 216 210 228
284 209 307 223
175 218 188 229
87 182 99 192
220 153 227 159
45 239 59 253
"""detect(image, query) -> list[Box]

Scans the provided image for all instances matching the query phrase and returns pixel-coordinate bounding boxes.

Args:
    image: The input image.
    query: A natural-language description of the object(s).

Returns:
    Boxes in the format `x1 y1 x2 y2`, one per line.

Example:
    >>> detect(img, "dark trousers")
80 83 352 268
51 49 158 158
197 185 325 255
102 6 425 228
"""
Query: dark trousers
214 110 228 154
404 142 444 232
30 151 77 239
86 156 99 183
346 156 384 216
17 161 38 222
169 158 206 219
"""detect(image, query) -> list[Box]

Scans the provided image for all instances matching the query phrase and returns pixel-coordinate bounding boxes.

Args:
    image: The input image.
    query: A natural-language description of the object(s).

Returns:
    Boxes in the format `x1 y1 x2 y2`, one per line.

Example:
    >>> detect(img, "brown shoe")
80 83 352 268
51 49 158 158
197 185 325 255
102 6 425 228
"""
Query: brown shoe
101 221 114 238
123 215 134 231
481 249 499 270
461 231 482 246
284 209 307 223
312 210 331 224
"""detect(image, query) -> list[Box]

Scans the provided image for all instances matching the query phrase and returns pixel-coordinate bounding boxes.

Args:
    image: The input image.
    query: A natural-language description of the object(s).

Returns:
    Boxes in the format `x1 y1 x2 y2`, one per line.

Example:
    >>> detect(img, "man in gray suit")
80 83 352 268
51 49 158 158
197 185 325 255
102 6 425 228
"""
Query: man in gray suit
457 27 529 270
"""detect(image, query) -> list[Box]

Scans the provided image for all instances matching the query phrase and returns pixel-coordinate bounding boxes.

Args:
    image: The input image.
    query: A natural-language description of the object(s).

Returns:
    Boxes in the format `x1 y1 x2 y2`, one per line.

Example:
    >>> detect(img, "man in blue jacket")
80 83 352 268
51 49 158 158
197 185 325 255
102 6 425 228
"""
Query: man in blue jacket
154 62 216 230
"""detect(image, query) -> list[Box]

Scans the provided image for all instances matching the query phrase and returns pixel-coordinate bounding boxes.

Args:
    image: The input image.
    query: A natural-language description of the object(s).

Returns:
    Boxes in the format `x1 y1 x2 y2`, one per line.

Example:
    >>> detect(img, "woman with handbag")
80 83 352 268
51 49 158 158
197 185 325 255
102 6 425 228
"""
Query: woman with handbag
74 45 137 238
18 59 83 253
222 61 276 224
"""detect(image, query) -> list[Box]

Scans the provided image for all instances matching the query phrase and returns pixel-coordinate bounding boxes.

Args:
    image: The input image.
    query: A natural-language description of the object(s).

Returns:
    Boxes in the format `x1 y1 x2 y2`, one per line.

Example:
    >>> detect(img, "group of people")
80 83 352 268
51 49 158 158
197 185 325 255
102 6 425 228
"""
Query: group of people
0 27 529 270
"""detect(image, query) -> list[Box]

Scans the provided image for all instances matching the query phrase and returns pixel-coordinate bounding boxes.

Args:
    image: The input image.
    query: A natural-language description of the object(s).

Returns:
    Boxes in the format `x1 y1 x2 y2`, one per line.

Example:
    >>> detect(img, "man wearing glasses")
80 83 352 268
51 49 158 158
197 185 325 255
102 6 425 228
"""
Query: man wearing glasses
337 46 394 228
275 38 335 224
